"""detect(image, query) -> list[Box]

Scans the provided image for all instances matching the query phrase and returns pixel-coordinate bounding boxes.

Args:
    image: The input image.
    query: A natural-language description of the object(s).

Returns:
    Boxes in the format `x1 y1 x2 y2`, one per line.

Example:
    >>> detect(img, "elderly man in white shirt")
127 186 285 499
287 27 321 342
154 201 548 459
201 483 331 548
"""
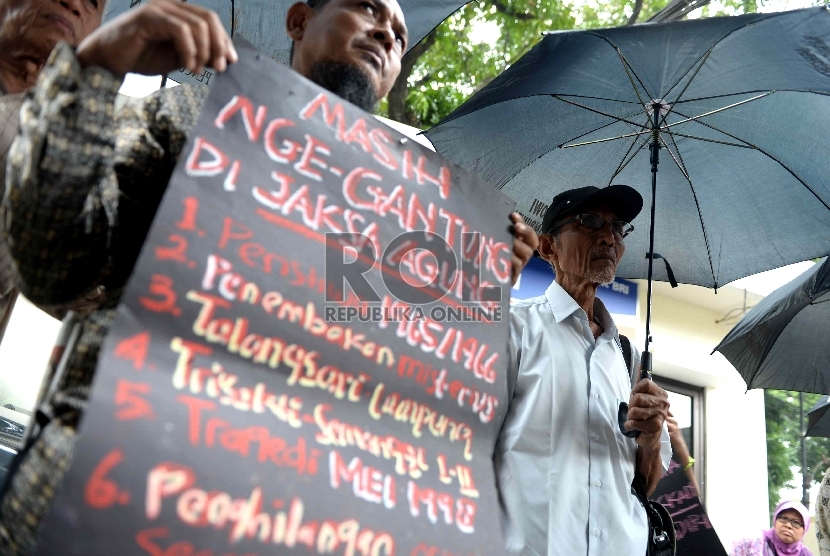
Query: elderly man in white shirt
497 185 672 556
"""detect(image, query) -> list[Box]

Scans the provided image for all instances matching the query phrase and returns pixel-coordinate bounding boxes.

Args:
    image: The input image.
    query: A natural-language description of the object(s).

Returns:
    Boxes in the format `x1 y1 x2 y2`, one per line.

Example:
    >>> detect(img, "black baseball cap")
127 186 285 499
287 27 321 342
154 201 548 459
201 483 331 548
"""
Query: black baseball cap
540 185 643 235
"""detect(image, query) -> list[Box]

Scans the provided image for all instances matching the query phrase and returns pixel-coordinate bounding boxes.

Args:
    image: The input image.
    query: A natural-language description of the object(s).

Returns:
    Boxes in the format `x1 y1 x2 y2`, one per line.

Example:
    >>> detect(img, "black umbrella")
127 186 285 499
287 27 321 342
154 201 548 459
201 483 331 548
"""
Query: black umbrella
426 7 830 373
807 395 830 438
714 258 829 393
105 0 469 85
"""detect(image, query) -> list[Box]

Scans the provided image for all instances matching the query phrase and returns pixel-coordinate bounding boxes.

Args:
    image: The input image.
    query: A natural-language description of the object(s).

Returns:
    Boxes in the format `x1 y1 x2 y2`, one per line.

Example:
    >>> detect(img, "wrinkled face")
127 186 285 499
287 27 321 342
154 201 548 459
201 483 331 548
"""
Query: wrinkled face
775 509 806 544
290 0 407 102
0 0 104 53
544 206 626 286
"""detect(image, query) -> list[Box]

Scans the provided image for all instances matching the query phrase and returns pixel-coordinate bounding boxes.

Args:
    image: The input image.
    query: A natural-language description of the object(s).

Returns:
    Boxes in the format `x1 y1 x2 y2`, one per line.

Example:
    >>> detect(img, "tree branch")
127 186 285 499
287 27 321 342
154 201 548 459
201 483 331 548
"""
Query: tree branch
412 73 433 90
491 0 536 21
805 455 830 488
387 30 439 124
626 0 643 25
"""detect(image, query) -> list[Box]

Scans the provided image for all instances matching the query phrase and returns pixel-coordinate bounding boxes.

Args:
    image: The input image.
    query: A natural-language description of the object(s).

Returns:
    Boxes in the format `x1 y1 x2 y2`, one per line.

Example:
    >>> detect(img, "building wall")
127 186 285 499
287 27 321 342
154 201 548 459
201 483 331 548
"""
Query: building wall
0 297 61 411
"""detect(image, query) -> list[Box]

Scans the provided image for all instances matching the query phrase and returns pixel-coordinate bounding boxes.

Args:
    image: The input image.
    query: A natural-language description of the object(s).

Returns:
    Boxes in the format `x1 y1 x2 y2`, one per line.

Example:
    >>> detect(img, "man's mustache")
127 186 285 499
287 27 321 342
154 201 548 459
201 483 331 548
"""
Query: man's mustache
590 248 617 264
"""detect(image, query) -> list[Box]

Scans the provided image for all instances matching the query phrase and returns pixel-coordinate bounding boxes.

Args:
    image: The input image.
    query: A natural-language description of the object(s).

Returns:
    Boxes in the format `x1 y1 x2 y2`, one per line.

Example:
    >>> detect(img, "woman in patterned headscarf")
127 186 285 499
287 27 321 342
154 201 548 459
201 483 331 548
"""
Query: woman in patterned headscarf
732 500 813 556
815 467 830 556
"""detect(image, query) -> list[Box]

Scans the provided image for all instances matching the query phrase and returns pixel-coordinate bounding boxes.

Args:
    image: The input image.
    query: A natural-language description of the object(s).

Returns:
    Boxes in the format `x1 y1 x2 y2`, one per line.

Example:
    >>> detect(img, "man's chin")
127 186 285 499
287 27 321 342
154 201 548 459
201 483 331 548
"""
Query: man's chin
588 267 616 285
309 61 378 112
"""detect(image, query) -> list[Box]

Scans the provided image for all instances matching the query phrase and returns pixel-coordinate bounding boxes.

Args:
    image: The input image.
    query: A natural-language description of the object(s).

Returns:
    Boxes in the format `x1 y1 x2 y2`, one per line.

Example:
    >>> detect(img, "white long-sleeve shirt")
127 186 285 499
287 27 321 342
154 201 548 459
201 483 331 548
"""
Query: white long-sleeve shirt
496 280 671 556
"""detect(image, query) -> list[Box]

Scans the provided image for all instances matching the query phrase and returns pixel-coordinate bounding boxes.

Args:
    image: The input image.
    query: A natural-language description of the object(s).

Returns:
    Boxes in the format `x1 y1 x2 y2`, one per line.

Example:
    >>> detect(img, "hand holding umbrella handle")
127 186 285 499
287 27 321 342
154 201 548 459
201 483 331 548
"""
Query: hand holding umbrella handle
619 352 654 438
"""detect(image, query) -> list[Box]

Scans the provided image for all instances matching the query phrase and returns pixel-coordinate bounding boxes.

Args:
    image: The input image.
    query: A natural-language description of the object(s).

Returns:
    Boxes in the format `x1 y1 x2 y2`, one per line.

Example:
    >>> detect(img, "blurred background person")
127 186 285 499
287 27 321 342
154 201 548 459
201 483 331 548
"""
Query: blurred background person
815 466 830 556
667 409 701 496
732 500 813 556
0 0 106 340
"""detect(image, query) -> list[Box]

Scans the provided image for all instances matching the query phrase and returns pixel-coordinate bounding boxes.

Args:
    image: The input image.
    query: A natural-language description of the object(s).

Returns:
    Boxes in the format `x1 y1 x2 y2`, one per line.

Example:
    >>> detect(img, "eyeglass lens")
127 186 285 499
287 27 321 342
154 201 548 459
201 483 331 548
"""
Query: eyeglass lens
778 516 804 529
581 215 628 236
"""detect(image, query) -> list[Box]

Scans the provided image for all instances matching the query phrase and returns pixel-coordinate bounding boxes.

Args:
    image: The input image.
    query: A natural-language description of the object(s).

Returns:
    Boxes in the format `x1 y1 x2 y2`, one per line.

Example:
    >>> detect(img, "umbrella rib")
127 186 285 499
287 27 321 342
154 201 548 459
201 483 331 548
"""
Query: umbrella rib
662 8 801 104
670 108 756 147
430 92 643 132
676 89 830 104
661 131 719 287
552 96 648 132
561 129 651 149
663 131 755 149
617 53 652 122
583 31 653 119
553 108 646 150
658 136 691 182
661 46 715 110
662 131 692 180
554 94 643 104
658 48 718 136
662 93 773 129
671 108 830 213
607 135 652 185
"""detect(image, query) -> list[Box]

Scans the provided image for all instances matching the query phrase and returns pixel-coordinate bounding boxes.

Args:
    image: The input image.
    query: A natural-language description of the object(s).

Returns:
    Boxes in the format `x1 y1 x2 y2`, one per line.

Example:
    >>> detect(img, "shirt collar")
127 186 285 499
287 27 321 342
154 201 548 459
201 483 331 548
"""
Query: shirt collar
544 280 583 323
544 279 619 336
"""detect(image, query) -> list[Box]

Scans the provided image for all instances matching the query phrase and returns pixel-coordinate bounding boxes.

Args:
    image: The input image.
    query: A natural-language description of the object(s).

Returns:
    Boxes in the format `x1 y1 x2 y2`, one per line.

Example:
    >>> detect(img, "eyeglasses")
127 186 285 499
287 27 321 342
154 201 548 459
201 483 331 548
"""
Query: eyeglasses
549 214 634 239
777 516 805 529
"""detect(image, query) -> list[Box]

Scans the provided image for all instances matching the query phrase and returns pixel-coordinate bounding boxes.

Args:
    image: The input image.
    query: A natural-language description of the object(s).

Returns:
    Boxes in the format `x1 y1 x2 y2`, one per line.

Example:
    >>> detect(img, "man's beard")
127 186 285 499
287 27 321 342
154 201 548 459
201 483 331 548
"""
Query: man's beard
587 246 618 285
588 267 616 285
310 62 377 112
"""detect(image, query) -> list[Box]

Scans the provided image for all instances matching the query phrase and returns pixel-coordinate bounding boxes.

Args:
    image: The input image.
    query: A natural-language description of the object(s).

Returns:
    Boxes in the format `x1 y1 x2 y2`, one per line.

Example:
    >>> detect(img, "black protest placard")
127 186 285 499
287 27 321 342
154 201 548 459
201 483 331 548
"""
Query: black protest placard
651 458 727 556
33 41 514 556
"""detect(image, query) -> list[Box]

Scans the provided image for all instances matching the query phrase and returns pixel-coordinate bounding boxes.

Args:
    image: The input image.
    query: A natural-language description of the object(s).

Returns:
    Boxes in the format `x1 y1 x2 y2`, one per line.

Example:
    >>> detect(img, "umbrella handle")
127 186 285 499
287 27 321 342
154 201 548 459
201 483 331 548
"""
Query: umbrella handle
618 353 654 439
641 351 653 381
618 402 640 438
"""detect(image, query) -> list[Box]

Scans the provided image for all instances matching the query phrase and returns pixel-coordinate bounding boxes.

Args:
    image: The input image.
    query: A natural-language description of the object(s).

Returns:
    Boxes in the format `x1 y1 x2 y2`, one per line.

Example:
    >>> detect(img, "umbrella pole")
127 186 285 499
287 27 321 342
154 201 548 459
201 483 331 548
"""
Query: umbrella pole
802 392 810 508
642 104 660 380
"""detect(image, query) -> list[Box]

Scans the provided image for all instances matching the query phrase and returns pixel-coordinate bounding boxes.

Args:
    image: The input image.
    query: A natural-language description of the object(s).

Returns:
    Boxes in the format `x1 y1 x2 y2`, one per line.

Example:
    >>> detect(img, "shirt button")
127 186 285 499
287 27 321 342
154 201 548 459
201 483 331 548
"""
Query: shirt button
592 392 599 399
593 434 601 442
594 529 601 538
594 479 602 487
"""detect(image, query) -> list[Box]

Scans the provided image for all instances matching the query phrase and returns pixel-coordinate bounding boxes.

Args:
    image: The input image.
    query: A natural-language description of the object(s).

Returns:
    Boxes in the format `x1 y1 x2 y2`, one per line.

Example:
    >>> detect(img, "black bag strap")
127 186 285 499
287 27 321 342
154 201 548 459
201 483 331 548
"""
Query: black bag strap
631 472 674 556
613 333 635 385
619 334 633 382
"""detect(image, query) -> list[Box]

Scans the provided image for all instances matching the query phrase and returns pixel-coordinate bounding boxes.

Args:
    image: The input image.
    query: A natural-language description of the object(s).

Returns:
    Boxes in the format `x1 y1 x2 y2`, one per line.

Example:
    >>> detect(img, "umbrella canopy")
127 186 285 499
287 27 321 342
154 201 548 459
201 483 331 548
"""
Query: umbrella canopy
105 0 467 85
714 258 830 393
807 395 830 438
426 7 830 291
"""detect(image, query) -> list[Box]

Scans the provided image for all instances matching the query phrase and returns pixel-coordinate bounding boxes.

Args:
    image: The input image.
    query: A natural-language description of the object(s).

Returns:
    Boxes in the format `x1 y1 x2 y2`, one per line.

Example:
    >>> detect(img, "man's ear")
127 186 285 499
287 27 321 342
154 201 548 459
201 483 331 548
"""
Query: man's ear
286 2 314 42
537 234 558 266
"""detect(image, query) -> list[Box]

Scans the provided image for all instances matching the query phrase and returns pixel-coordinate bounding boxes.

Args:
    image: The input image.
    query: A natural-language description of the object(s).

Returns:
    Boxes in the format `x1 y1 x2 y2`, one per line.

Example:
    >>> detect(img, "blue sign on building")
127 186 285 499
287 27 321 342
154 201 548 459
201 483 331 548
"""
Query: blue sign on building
511 257 638 316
